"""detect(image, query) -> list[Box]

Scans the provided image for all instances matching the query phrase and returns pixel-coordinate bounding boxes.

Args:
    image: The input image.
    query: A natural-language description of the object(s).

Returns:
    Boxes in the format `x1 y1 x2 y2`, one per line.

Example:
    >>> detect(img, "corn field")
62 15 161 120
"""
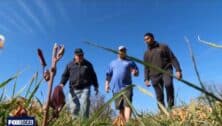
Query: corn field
0 40 222 126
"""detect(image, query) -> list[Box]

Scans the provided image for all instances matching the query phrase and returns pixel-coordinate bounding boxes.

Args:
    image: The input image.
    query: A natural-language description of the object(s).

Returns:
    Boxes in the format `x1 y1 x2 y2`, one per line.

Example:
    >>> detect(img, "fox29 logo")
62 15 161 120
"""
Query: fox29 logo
7 117 35 126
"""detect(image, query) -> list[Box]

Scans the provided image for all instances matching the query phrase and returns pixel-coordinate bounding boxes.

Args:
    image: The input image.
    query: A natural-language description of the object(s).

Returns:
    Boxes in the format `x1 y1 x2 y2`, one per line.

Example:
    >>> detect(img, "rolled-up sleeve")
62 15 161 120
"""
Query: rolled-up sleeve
106 63 113 82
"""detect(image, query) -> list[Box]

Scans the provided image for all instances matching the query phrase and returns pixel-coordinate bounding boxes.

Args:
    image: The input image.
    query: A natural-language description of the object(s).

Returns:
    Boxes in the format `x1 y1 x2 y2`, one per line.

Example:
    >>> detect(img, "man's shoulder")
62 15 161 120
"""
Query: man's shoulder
110 59 118 65
144 49 150 58
125 58 134 63
144 50 149 54
67 60 74 66
83 59 93 66
158 43 170 51
122 59 135 66
110 59 128 66
65 61 74 69
159 43 169 48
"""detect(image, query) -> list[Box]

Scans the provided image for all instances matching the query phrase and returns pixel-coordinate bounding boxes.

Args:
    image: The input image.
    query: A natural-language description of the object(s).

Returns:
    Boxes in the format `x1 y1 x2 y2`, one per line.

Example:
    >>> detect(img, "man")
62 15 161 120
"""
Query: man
143 33 182 109
105 46 139 122
59 48 99 119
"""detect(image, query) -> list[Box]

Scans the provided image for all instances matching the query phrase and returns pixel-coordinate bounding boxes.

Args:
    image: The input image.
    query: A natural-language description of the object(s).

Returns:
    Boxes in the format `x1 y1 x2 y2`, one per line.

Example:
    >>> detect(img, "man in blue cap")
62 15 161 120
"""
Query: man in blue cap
59 48 99 119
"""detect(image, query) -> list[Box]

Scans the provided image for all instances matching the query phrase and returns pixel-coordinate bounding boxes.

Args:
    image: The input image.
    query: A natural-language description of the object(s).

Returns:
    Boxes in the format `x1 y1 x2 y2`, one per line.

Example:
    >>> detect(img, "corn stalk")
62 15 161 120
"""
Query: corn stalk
38 44 64 126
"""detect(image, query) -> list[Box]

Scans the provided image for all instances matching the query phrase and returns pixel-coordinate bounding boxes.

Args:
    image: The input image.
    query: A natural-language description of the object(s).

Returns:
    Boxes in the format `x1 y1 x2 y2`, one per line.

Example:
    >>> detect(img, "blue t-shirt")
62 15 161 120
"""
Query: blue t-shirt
106 58 138 93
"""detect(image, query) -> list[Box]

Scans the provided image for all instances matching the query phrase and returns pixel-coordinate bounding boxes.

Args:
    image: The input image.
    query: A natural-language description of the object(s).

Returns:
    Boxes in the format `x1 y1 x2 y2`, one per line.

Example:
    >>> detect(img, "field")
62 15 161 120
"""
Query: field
1 41 222 126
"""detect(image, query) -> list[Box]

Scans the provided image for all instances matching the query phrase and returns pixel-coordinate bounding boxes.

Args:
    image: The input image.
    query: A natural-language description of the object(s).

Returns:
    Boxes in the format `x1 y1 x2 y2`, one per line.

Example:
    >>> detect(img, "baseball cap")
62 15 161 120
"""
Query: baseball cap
118 45 127 51
74 48 84 55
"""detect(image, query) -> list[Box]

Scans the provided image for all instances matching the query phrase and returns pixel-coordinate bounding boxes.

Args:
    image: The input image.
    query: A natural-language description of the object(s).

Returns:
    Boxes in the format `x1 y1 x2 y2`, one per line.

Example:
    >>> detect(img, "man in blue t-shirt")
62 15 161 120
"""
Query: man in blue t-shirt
105 46 139 122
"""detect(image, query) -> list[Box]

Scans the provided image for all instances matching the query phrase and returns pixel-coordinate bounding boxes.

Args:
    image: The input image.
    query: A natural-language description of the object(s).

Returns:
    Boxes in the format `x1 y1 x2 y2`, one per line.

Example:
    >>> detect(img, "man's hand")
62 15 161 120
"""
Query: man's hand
145 80 151 87
131 69 139 76
176 72 182 80
105 81 110 93
94 87 99 95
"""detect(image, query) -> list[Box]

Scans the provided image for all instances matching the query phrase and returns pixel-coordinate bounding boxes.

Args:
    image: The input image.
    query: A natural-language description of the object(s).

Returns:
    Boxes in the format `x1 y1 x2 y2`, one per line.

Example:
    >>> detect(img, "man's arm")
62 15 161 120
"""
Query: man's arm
60 64 70 87
105 63 113 93
88 63 99 89
144 52 150 81
130 61 139 76
166 46 182 79
144 52 151 86
105 80 110 93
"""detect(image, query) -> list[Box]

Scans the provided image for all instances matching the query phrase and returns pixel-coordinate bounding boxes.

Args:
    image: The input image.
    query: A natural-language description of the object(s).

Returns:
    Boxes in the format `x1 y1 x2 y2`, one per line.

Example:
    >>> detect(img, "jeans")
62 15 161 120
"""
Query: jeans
68 87 90 119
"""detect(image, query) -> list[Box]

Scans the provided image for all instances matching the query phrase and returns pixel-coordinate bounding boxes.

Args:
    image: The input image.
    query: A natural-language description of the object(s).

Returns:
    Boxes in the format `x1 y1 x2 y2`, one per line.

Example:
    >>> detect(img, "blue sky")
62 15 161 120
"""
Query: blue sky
0 0 222 112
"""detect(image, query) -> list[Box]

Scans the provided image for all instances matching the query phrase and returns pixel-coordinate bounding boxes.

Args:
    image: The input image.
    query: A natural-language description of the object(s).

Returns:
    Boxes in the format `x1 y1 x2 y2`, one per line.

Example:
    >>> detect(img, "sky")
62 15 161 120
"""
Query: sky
0 0 222 113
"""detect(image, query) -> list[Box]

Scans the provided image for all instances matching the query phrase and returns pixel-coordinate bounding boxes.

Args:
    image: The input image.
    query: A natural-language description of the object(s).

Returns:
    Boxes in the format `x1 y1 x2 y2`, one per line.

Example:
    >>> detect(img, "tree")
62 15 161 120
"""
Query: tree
90 94 115 120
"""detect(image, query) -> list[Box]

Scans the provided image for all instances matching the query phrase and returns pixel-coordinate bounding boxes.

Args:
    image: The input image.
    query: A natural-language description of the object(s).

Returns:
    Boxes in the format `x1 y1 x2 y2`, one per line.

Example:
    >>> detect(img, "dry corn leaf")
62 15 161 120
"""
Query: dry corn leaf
112 115 126 126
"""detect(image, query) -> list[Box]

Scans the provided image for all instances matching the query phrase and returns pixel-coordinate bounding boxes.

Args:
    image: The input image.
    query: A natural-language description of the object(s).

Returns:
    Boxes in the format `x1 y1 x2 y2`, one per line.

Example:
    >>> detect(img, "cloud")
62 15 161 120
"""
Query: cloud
9 9 34 33
53 1 71 24
0 11 26 33
34 0 56 29
16 0 47 35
